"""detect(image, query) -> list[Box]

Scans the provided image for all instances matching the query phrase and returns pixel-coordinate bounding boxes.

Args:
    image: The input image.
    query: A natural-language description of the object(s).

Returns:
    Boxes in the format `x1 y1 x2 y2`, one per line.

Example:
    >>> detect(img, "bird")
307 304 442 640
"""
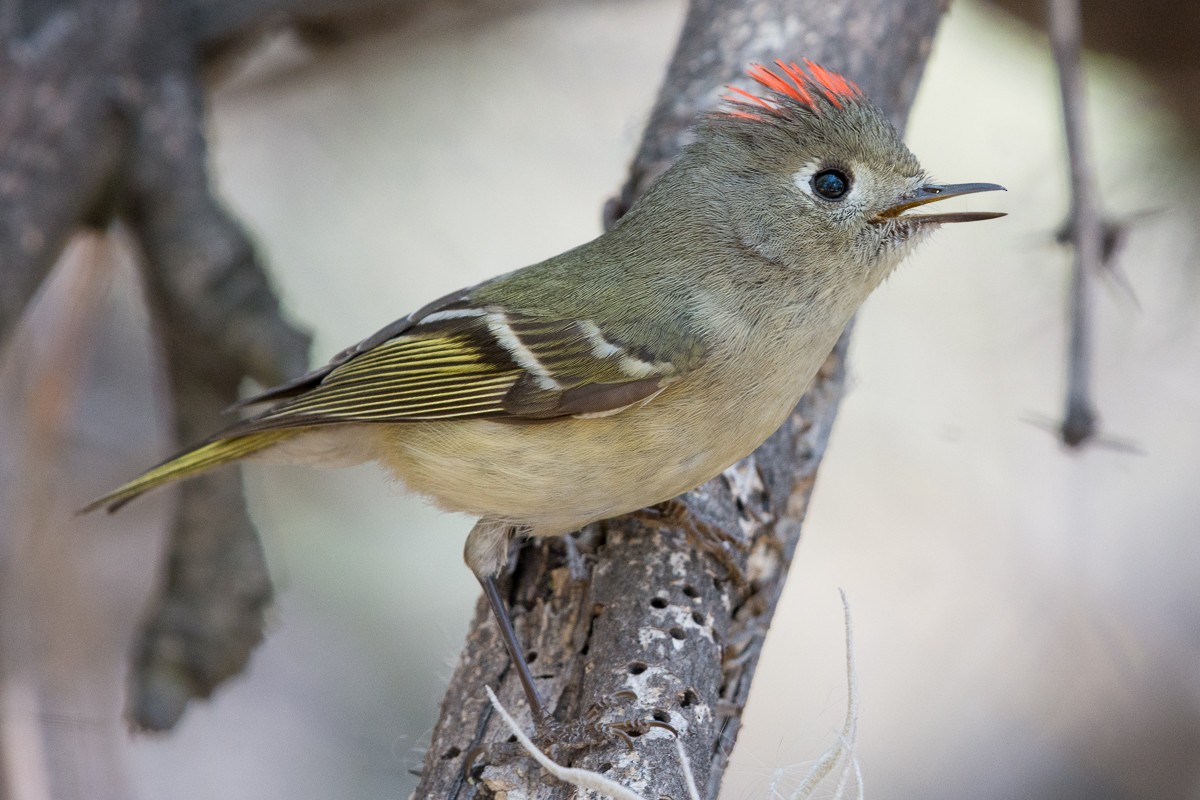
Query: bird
83 59 1004 720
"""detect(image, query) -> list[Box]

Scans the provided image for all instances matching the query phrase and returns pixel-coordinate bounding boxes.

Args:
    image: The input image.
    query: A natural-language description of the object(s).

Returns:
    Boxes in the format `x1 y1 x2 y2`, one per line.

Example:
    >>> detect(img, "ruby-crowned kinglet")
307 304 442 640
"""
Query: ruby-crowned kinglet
85 60 1004 719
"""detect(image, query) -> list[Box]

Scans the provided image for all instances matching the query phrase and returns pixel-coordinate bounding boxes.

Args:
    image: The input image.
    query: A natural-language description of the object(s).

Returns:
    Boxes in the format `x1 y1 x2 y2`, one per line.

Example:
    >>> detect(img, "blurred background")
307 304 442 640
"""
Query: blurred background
2 0 1199 797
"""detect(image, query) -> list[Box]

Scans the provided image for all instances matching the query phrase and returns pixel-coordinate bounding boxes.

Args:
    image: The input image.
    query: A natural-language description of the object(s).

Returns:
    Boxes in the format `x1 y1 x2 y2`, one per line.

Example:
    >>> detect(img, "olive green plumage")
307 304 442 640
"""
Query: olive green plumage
84 430 292 513
85 59 1003 717
87 56 1004 547
87 56 1003 557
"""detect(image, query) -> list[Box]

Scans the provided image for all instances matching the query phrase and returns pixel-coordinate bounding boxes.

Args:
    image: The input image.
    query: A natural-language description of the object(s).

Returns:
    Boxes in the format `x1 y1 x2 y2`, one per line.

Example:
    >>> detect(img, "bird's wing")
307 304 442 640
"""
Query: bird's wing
230 289 472 409
232 299 707 430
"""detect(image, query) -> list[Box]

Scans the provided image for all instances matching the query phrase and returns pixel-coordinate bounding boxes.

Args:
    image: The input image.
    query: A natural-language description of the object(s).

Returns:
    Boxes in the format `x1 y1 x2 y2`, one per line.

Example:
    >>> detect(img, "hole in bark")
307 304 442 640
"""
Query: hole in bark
652 709 671 723
526 650 538 664
628 661 648 675
650 596 668 609
669 626 686 641
692 610 705 625
441 746 461 760
682 584 700 599
507 734 518 743
678 688 698 707
598 762 613 773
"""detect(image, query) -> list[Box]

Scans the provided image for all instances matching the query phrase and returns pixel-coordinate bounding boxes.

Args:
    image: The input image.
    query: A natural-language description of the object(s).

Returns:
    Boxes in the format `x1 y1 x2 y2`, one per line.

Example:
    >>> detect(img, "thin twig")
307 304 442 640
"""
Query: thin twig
784 590 862 800
1048 0 1101 447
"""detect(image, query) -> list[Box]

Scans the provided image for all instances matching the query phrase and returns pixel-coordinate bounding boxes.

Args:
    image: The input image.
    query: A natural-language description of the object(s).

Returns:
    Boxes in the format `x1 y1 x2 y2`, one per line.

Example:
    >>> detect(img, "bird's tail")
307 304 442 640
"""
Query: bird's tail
80 429 296 514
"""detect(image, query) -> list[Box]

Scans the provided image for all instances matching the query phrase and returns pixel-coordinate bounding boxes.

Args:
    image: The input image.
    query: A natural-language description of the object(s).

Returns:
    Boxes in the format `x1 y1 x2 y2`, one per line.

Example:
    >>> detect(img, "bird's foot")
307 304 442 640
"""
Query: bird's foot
636 498 750 590
522 697 677 759
571 693 678 751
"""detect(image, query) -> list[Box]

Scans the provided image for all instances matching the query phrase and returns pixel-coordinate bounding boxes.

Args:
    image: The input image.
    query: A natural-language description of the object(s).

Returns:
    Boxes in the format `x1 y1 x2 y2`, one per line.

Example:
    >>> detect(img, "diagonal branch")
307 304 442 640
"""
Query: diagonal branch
415 1 949 797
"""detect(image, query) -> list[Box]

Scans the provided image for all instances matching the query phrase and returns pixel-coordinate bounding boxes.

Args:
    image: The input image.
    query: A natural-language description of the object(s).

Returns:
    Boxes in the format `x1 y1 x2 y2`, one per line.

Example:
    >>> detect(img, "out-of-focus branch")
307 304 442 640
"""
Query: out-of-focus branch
0 0 318 731
0 4 125 344
415 1 949 797
119 38 306 728
1048 0 1100 447
0 0 577 746
193 0 412 53
987 0 1200 147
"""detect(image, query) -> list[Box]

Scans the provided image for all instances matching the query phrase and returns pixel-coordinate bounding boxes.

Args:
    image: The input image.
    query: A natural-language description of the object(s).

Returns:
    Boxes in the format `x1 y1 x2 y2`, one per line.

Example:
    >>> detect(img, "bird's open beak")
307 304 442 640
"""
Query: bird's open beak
875 182 1007 224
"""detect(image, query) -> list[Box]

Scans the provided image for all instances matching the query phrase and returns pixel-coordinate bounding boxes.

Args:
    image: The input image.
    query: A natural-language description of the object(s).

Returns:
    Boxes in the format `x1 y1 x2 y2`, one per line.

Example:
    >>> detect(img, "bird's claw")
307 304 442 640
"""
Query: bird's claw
597 717 679 750
636 498 750 590
579 694 678 750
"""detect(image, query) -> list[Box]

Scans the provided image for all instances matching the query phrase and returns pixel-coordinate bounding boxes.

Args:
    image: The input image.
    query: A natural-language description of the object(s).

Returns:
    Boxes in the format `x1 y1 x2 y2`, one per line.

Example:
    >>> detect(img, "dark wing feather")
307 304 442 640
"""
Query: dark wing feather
229 306 706 432
230 288 472 410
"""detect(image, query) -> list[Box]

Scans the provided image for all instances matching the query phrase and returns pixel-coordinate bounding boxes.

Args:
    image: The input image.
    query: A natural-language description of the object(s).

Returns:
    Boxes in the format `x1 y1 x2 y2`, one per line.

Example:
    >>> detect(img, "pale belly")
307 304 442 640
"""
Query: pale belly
370 364 811 536
261 302 847 537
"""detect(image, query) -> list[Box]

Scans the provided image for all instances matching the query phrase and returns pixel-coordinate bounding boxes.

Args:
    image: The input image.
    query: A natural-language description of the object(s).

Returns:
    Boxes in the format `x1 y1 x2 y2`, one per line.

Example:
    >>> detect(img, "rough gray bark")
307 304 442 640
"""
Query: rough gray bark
415 1 949 798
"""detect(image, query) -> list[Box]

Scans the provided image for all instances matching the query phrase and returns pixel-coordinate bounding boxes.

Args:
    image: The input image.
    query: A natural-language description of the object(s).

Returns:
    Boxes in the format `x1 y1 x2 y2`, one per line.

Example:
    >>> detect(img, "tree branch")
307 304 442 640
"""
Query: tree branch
1 0 311 729
416 0 948 797
120 4 311 730
1047 0 1100 447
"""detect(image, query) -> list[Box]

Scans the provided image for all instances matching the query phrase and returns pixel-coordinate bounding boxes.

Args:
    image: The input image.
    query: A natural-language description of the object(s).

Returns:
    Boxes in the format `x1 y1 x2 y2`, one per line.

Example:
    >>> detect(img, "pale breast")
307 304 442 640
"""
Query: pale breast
373 342 824 535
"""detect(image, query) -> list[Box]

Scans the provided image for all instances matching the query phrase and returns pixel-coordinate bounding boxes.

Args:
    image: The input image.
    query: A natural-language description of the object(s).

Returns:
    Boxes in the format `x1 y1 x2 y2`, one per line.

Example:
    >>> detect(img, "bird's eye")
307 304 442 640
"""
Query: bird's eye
812 169 850 200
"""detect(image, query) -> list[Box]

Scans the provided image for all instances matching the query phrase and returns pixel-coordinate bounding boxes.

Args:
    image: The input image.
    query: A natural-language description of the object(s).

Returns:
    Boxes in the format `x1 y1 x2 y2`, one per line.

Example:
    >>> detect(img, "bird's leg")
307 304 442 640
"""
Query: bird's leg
464 519 547 721
464 524 679 767
465 520 678 759
637 497 749 590
478 572 547 721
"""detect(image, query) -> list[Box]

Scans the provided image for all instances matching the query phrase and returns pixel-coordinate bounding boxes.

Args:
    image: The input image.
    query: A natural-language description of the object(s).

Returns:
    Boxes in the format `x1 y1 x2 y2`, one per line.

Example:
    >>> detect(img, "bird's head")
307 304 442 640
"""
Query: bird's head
698 60 1004 282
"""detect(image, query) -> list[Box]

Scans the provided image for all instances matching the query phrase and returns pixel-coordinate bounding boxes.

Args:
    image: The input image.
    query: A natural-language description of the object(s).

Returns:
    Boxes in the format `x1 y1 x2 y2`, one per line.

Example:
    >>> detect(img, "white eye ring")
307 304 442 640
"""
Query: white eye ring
791 160 823 199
